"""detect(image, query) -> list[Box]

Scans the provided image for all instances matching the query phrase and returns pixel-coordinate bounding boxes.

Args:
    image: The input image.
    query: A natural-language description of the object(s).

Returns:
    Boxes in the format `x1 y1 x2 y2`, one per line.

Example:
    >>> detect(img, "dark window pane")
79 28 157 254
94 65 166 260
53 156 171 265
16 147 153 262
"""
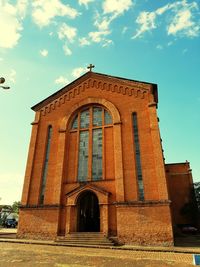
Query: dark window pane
80 109 90 128
93 107 102 126
105 110 112 125
78 131 89 181
92 129 102 180
133 113 144 200
40 126 52 204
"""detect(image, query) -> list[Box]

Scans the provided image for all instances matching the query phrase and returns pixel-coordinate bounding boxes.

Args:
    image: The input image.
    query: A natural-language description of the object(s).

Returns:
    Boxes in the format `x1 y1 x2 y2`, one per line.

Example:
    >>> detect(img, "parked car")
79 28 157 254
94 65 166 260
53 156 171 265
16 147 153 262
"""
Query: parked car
5 218 18 228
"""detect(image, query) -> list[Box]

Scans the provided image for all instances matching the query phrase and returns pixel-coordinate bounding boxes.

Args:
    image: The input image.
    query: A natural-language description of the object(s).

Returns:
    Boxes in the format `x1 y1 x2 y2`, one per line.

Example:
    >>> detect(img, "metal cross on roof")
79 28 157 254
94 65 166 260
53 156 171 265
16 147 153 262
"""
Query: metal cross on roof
87 64 95 72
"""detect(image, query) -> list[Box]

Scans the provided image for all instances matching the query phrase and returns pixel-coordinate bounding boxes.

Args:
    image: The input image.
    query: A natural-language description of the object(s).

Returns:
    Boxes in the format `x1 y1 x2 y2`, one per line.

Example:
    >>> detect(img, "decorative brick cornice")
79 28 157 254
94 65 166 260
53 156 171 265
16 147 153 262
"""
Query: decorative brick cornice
40 77 150 116
113 199 171 207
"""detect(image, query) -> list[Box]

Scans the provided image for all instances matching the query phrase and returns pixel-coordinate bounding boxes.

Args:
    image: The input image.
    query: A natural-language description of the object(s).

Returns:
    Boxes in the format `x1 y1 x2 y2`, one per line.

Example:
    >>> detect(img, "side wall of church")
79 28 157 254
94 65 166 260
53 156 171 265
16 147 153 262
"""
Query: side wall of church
166 162 194 226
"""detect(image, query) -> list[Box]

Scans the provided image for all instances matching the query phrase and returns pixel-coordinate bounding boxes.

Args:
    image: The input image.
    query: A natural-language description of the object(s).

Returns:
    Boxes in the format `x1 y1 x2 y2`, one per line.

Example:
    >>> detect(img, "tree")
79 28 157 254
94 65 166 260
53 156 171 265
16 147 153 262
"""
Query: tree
0 201 21 227
11 201 21 214
194 182 200 210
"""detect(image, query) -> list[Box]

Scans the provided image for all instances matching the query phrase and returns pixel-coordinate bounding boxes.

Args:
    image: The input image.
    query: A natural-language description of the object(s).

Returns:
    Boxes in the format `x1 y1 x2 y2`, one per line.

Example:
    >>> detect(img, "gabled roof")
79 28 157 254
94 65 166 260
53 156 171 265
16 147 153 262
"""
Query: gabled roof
65 183 110 198
31 71 158 111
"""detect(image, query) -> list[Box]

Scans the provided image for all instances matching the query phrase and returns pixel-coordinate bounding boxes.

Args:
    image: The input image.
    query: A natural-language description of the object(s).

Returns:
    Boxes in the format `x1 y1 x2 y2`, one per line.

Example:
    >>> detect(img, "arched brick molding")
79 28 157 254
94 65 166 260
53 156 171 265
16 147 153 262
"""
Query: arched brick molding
59 97 121 132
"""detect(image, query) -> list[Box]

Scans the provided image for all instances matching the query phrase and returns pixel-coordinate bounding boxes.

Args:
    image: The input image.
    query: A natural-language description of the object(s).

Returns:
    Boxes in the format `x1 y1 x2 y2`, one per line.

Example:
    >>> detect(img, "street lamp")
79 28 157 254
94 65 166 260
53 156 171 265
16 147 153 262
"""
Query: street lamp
0 77 10 90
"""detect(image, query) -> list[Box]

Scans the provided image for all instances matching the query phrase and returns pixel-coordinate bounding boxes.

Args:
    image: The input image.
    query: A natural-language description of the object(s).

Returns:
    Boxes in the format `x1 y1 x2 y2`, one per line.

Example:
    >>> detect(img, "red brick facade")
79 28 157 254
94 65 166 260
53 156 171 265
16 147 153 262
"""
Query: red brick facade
17 71 175 245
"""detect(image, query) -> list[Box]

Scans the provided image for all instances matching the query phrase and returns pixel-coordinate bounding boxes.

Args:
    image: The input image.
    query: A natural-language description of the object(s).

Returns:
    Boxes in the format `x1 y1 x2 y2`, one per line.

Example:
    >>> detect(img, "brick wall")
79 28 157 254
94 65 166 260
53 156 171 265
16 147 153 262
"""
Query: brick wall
116 204 173 246
17 208 59 240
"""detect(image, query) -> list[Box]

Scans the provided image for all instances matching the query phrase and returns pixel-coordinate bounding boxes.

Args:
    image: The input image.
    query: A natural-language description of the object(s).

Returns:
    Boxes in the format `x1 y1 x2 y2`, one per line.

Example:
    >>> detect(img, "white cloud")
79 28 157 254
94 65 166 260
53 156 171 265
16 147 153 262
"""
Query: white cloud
156 4 171 16
167 41 173 46
79 37 91 46
103 0 133 16
58 23 77 43
78 0 94 9
94 15 113 31
55 76 69 85
102 39 113 47
16 0 28 18
0 1 28 48
90 1 133 46
32 0 79 27
63 44 72 56
89 30 110 43
72 67 86 78
133 1 200 39
122 26 128 34
8 69 17 83
156 44 163 50
167 8 200 37
39 49 48 57
132 11 156 39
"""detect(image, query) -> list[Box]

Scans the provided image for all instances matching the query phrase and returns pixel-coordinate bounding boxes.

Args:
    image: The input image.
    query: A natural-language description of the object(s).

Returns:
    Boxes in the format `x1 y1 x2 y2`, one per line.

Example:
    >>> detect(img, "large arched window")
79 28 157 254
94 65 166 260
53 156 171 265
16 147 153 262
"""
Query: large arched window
68 106 113 182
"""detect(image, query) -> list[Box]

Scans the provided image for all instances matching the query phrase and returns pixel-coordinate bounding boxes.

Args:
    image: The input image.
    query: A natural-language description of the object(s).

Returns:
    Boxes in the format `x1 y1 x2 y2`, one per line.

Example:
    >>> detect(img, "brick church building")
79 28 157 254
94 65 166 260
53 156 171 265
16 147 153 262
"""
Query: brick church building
17 68 194 245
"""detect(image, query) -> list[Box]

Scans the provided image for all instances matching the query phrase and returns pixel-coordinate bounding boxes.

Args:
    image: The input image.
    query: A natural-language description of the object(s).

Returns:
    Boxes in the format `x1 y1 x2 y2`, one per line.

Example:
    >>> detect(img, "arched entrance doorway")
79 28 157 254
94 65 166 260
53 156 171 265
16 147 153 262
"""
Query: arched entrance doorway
77 191 100 232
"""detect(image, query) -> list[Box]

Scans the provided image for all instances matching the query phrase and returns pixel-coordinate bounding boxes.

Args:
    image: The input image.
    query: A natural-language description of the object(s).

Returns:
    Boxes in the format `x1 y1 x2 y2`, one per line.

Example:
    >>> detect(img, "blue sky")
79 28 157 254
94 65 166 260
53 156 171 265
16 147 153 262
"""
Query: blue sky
0 0 200 205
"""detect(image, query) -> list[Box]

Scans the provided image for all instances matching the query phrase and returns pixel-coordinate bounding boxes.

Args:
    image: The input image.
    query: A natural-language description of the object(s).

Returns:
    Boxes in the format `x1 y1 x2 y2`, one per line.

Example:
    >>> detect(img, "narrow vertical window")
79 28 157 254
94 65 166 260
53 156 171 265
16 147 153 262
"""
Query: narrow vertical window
132 113 144 200
78 131 89 181
92 129 103 180
40 126 52 204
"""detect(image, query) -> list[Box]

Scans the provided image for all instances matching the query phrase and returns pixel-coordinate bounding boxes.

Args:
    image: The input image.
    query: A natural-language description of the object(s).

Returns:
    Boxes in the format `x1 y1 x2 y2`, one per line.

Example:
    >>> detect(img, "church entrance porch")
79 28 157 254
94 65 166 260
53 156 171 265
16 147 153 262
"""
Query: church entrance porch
77 191 100 232
65 184 109 236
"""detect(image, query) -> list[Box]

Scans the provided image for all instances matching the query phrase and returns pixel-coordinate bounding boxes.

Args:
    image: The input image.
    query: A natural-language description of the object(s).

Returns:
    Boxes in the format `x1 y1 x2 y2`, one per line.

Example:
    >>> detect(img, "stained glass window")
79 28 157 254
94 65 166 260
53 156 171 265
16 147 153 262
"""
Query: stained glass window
92 129 103 180
40 126 52 204
132 113 144 201
70 106 113 182
93 107 102 126
105 110 112 125
78 131 89 181
80 109 90 128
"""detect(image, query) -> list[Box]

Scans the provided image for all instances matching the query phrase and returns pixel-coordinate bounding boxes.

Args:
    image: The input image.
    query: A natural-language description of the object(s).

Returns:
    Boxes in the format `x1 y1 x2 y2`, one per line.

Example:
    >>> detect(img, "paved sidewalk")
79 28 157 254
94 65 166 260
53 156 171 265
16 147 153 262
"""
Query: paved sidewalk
0 242 195 267
0 228 200 255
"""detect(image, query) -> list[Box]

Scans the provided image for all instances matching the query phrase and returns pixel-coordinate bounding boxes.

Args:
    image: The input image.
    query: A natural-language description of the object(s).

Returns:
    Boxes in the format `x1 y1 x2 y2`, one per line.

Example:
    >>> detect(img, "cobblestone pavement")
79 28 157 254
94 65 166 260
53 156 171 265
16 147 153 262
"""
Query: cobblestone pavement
0 242 195 267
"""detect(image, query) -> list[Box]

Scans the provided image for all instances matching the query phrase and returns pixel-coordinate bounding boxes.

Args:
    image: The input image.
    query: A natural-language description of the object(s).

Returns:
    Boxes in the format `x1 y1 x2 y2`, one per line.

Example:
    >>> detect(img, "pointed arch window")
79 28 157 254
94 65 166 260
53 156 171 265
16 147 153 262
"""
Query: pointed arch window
70 106 113 182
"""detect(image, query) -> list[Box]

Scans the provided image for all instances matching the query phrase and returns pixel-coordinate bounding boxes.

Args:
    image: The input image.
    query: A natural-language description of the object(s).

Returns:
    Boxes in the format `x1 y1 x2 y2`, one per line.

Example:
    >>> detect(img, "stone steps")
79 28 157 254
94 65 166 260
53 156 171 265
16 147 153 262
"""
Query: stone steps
56 232 115 247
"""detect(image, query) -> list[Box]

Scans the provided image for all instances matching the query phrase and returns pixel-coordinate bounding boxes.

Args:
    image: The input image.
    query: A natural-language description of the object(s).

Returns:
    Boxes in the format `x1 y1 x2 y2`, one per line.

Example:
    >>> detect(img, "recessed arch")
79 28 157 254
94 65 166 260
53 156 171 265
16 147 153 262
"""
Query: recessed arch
75 189 98 205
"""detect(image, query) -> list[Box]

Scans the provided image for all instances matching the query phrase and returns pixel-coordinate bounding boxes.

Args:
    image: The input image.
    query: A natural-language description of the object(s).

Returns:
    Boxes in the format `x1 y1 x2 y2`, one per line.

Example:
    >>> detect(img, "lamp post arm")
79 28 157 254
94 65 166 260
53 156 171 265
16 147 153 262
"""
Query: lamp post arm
0 86 10 90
